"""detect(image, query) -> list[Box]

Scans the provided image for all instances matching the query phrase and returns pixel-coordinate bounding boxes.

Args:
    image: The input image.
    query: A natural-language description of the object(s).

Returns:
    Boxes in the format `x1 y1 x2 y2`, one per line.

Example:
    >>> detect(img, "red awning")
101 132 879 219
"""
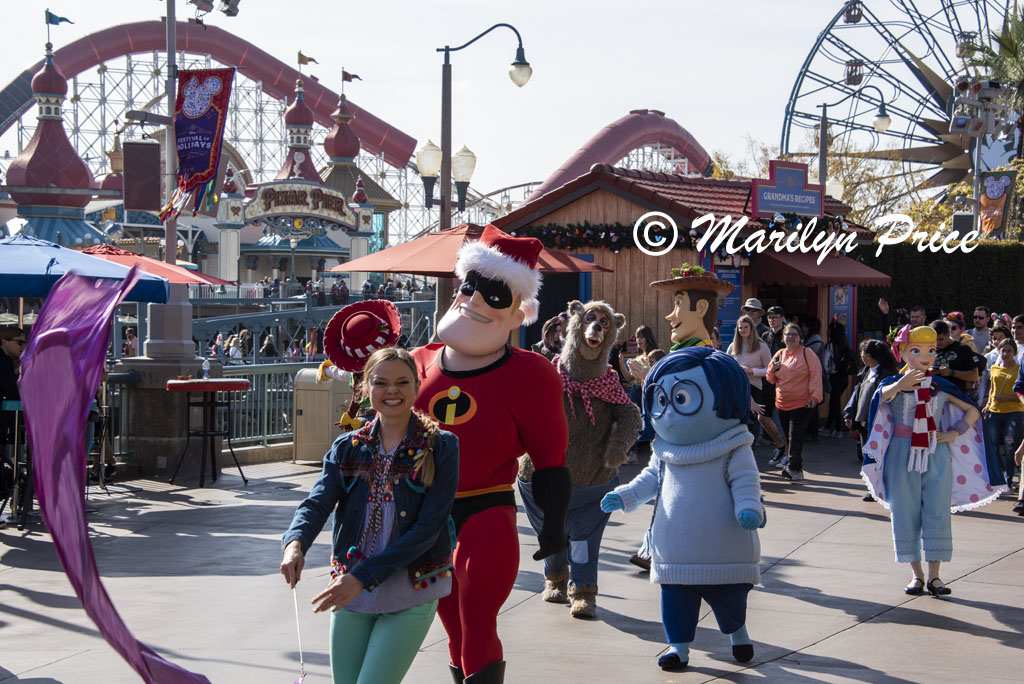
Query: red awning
745 251 891 287
327 223 613 277
82 245 236 285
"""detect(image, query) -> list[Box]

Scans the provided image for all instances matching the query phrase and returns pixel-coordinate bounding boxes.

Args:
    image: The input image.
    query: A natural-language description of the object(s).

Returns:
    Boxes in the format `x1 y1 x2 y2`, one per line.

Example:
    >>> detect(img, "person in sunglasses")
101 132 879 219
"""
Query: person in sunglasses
409 225 570 684
0 327 26 449
970 306 992 352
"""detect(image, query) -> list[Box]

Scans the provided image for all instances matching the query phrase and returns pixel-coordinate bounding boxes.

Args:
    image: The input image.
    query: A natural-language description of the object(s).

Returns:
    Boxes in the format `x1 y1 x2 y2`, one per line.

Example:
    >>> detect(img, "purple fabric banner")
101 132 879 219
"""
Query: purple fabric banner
20 268 212 684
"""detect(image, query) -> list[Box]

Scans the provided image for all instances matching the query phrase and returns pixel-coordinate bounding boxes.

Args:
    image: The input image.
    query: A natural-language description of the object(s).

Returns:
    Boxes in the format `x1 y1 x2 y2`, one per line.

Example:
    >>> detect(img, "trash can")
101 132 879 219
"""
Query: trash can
293 368 353 462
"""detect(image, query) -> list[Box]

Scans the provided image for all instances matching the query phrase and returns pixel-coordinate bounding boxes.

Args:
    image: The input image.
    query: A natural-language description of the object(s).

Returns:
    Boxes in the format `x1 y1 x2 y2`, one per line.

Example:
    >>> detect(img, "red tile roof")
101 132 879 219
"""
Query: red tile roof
496 164 866 235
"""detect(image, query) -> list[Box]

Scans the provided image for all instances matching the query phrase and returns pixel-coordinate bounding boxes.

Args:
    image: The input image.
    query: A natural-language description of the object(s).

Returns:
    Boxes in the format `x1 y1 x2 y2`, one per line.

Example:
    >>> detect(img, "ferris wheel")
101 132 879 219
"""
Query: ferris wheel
781 0 1015 195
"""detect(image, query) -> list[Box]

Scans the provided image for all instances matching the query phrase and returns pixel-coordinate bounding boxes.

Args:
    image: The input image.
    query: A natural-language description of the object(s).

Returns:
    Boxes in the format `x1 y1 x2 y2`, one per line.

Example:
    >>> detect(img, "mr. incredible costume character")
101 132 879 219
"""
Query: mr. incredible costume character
410 225 571 684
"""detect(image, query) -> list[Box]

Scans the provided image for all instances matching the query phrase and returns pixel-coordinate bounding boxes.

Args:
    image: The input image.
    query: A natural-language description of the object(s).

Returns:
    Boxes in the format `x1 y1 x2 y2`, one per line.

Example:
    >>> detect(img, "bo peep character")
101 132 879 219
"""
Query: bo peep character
862 325 1005 597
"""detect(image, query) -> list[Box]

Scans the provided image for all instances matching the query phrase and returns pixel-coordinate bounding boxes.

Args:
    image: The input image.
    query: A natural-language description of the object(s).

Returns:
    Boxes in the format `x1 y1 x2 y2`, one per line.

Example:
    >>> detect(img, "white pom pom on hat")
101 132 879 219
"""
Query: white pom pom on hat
454 225 543 325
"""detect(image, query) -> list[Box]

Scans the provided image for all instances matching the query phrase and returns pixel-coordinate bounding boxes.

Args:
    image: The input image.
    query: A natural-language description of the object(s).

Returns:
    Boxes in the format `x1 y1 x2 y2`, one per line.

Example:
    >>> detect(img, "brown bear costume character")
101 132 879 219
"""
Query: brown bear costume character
519 300 642 618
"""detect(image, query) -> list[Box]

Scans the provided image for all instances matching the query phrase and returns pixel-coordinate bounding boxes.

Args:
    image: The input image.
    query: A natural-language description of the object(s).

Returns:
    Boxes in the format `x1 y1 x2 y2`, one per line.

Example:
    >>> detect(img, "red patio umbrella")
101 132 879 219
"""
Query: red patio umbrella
326 223 613 277
82 245 236 285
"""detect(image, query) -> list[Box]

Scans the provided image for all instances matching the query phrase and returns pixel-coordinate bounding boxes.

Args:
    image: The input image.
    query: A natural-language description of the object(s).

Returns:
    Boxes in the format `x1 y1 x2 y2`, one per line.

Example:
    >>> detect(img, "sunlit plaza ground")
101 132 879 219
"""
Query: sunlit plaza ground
3 438 1023 683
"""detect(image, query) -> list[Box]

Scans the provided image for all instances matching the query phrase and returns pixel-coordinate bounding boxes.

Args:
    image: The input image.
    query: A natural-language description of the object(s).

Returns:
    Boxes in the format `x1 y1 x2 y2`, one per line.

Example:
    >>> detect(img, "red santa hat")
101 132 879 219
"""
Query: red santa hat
454 225 543 324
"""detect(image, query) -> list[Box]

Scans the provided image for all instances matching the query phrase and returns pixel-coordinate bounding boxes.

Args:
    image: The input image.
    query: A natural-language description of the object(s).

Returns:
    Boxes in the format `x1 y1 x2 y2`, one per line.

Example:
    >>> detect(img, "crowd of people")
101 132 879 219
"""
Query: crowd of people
4 230 1018 683
359 277 426 302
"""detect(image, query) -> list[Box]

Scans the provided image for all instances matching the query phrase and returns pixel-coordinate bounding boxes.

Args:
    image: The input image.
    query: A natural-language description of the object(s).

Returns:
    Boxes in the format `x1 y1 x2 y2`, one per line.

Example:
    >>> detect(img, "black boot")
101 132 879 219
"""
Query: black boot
449 664 465 683
464 660 506 683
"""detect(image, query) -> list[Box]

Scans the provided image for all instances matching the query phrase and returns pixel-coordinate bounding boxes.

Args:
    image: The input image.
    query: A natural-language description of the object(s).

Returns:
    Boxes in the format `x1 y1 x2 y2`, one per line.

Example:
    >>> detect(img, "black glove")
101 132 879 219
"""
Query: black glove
530 466 571 561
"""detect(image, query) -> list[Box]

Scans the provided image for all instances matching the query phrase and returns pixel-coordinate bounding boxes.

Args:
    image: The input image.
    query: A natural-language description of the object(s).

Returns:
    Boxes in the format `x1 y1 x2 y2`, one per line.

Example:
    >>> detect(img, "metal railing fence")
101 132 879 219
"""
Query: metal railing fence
221 362 319 446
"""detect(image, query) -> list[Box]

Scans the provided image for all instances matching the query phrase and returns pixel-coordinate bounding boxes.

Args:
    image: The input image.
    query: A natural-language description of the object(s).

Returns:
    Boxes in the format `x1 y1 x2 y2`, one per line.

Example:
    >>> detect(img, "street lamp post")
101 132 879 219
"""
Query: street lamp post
431 23 532 334
288 237 299 284
816 84 891 188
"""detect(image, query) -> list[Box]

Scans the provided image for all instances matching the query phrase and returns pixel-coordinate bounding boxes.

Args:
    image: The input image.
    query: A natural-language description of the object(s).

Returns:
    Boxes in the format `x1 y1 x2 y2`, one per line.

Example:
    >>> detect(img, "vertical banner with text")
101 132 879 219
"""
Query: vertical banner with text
716 266 743 345
160 67 235 221
829 285 854 346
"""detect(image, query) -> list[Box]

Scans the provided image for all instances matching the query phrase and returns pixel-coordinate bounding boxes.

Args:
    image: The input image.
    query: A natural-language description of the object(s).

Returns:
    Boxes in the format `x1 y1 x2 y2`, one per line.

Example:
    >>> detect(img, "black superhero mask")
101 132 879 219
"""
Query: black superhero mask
459 270 514 310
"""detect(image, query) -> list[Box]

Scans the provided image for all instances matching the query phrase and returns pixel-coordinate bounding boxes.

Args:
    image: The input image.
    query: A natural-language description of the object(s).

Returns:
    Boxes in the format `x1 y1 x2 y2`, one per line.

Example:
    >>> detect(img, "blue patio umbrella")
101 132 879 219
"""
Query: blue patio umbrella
0 234 169 302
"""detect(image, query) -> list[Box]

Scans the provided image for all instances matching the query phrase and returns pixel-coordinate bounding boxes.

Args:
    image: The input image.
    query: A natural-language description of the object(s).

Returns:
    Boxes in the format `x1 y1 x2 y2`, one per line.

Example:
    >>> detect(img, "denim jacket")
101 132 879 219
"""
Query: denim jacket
282 417 459 591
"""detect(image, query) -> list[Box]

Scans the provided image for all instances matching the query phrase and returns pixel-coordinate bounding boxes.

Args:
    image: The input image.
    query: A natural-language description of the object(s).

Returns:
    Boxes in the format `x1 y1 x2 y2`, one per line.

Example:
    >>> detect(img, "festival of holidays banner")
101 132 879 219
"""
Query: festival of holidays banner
160 67 235 220
979 169 1017 238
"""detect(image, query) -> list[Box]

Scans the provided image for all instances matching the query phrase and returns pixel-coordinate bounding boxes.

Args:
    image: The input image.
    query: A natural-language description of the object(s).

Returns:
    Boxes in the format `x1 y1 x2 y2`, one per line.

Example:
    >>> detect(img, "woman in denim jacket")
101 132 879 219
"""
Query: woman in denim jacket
281 346 459 684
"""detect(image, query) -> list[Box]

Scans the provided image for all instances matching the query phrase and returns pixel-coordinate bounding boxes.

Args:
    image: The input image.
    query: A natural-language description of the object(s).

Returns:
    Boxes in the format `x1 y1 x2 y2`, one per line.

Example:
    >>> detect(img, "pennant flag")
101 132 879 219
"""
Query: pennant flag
342 70 362 82
45 9 73 25
297 51 318 66
20 268 213 684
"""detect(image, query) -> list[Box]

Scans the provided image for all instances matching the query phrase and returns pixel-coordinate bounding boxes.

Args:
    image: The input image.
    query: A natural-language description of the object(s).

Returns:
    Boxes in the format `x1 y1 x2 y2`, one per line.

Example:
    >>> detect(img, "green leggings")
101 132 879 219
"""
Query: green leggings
328 600 437 684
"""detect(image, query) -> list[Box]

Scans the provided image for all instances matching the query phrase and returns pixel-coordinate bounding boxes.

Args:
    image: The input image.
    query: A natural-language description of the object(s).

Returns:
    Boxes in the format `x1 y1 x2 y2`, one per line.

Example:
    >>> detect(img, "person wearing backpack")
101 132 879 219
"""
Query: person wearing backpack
823 320 857 438
801 316 827 441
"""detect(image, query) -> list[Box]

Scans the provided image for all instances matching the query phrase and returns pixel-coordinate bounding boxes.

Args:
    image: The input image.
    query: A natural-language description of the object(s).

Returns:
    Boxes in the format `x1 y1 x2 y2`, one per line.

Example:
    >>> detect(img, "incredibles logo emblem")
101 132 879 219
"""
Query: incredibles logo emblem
428 385 477 425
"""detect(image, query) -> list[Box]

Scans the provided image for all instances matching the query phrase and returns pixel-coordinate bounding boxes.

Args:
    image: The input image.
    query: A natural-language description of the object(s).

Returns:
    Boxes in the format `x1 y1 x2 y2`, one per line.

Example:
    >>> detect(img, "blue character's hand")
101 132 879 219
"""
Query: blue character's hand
600 492 624 513
737 509 761 530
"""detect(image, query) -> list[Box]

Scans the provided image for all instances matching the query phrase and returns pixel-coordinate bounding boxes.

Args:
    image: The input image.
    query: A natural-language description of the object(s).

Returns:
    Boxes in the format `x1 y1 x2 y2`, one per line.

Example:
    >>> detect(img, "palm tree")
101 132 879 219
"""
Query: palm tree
968 8 1024 160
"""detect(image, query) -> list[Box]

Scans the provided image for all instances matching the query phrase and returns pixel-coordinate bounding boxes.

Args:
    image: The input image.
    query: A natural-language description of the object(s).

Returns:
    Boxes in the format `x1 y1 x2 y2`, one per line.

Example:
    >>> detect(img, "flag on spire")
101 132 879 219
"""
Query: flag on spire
342 70 362 82
298 51 319 66
44 9 73 25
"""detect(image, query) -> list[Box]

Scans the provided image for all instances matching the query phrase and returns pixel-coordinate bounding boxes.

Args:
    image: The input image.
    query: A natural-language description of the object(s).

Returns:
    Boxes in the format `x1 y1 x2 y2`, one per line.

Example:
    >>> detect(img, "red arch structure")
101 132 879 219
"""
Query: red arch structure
527 109 711 201
0 20 416 168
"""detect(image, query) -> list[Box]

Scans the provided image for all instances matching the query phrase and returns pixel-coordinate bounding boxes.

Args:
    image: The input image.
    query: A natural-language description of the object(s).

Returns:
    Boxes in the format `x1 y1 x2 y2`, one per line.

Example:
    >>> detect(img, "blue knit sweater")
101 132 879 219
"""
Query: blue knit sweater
614 424 763 585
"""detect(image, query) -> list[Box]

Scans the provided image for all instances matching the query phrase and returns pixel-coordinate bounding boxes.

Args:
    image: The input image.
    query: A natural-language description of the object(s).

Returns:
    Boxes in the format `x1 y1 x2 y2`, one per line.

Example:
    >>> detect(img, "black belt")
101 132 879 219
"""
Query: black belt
451 490 516 536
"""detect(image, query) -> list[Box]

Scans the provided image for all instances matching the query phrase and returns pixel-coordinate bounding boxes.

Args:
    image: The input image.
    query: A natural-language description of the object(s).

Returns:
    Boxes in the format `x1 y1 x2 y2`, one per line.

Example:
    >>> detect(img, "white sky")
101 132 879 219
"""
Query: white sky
1 1 846 194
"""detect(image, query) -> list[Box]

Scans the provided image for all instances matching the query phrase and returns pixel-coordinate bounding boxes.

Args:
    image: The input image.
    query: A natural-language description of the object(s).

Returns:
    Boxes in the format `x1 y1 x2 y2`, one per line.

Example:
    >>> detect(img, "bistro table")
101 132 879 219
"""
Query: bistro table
165 378 250 488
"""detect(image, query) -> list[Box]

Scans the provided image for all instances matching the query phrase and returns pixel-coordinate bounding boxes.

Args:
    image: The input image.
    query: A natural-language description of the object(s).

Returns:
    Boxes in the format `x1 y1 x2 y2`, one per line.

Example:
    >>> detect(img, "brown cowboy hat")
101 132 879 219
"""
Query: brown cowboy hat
649 272 734 297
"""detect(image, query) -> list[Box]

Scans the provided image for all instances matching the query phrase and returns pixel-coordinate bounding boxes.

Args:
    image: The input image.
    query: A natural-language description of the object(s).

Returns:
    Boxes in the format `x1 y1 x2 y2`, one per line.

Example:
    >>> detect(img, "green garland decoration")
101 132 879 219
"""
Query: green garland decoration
509 215 850 254
670 263 705 277
509 222 692 252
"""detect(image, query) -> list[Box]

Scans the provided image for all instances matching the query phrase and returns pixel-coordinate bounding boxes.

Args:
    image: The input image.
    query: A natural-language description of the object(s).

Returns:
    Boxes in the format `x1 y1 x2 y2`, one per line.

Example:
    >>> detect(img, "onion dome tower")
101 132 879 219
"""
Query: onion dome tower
4 43 103 246
274 79 320 182
321 93 400 227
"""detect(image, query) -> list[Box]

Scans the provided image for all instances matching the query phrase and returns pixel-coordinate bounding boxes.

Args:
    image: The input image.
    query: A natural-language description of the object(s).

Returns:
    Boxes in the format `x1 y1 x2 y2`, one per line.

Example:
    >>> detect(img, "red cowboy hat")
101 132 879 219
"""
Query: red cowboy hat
323 300 402 372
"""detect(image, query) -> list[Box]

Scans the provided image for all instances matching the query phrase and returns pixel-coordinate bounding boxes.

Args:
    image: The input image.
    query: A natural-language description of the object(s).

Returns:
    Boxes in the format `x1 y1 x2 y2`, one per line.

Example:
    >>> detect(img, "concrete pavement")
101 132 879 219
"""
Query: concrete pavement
2 437 1023 683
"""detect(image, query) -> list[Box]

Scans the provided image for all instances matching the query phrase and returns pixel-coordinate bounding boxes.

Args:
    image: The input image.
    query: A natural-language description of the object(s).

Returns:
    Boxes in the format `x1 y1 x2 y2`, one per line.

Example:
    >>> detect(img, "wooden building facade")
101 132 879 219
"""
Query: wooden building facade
495 164 891 352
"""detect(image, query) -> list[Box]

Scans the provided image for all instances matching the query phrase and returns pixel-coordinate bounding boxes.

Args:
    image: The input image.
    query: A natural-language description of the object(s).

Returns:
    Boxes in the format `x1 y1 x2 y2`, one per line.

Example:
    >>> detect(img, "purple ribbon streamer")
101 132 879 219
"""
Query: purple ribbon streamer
19 268 211 684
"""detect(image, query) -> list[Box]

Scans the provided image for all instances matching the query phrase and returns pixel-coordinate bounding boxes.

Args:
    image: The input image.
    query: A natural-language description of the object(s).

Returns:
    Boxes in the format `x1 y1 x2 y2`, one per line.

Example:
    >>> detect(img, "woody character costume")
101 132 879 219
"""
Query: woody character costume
649 264 734 351
411 225 570 684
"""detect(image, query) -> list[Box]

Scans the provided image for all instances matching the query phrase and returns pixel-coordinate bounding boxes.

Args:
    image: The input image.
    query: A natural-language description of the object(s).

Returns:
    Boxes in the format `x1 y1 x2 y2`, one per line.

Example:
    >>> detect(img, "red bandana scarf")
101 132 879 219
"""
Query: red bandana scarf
908 370 937 472
555 356 633 424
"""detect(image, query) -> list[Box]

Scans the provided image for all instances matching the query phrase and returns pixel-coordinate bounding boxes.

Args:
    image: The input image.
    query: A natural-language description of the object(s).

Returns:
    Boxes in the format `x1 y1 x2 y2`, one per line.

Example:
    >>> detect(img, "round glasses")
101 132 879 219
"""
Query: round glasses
647 379 704 418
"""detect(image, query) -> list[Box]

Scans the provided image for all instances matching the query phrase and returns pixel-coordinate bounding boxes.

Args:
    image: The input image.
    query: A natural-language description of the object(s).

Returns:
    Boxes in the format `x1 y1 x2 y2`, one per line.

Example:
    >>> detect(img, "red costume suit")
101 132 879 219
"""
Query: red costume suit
412 342 569 677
